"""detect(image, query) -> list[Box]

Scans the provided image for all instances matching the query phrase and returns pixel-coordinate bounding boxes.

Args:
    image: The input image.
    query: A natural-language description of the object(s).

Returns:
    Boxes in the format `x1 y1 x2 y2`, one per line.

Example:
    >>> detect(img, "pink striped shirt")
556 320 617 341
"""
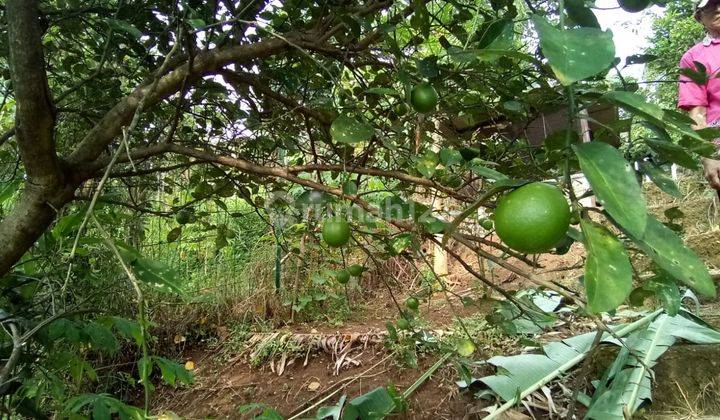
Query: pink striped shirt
678 36 720 124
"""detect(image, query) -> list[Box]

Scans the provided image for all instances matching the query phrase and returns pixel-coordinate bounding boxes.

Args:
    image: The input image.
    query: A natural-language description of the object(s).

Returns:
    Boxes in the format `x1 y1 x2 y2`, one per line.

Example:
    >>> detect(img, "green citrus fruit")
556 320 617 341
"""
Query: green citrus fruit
336 269 350 284
397 318 410 330
456 339 476 356
322 217 350 247
618 0 650 12
175 210 192 225
347 264 364 277
480 218 494 230
410 83 438 113
493 182 570 254
405 297 420 311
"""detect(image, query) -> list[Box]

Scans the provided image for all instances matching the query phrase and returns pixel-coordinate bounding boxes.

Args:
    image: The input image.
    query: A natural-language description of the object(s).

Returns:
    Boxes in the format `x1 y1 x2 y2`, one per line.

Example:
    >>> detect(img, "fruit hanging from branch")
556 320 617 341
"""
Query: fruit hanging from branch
347 264 364 277
322 217 351 247
410 83 438 113
493 182 571 254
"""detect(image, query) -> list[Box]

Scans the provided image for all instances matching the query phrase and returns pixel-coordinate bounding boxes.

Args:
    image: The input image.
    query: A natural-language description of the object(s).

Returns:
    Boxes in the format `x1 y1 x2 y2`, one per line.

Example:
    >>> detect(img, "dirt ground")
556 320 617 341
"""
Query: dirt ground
153 174 720 419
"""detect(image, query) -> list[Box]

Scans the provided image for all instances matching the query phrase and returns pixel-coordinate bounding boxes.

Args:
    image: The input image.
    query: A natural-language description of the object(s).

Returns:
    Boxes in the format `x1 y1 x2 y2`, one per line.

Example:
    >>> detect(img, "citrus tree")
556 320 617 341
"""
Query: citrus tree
0 0 717 416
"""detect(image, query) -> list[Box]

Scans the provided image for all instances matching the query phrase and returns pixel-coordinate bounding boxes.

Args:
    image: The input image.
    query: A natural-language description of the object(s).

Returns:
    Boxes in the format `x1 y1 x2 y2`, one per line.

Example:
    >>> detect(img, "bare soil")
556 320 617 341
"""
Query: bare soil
154 175 720 419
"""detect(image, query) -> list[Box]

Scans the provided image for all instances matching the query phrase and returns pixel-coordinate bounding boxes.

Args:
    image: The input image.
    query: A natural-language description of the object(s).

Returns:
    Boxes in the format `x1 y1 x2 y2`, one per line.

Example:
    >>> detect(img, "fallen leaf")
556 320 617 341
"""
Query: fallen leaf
308 381 321 391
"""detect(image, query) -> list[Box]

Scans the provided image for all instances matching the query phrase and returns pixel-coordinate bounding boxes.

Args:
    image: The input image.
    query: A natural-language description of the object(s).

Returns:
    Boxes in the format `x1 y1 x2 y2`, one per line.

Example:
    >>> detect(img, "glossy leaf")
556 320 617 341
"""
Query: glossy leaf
565 0 600 28
0 179 21 205
573 142 647 238
344 387 396 419
330 115 374 144
645 139 699 170
581 220 633 313
532 16 615 85
630 216 715 297
638 162 681 198
602 91 703 140
644 275 681 316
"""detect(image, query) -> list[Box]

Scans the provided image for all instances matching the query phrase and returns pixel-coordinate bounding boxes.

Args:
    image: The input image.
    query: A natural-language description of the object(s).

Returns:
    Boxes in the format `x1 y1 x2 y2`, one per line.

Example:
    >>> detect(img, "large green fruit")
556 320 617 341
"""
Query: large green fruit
618 0 650 12
347 264 364 277
397 318 410 330
322 217 351 247
410 83 438 113
493 182 570 254
336 269 350 284
405 297 420 311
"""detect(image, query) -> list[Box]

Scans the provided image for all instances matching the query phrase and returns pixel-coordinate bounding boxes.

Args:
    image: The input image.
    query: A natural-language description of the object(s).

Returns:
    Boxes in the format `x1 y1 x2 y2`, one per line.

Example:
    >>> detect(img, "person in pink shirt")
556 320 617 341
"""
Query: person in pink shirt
679 0 720 189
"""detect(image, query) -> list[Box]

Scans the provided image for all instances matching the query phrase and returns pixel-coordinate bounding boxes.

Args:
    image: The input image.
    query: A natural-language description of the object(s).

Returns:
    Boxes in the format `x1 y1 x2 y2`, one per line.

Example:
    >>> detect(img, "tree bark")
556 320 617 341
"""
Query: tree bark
6 0 61 187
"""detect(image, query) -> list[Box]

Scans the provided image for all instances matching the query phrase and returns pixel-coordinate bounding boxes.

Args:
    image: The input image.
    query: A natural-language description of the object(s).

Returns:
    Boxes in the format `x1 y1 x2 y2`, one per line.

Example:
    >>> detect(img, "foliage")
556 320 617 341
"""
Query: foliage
469 308 720 419
0 0 718 416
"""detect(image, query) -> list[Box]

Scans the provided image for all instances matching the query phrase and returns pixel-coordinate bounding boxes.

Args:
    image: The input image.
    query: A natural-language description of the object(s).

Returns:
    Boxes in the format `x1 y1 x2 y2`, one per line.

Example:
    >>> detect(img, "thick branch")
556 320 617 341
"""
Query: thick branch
67 37 290 167
0 128 15 149
6 0 60 186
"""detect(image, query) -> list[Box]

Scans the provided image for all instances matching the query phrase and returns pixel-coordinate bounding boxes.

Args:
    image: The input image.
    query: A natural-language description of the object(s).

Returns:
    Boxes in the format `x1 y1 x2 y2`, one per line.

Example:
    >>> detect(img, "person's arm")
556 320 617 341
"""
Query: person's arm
688 106 720 189
688 105 708 129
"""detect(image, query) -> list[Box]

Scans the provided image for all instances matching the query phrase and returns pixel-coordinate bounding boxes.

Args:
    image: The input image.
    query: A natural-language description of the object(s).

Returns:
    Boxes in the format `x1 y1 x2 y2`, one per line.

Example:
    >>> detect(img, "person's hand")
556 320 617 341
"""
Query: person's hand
702 157 720 190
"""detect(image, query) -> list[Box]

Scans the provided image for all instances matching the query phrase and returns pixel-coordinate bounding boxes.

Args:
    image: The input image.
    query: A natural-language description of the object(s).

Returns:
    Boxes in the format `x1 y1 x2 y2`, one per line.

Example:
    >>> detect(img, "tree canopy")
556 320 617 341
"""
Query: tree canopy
0 0 719 417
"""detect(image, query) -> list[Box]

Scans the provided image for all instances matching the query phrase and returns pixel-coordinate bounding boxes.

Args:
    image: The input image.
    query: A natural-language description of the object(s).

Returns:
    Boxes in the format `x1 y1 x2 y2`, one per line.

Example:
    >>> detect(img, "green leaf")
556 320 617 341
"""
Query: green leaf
415 151 438 178
469 159 509 181
0 179 21 205
630 216 715 297
81 322 118 354
680 133 716 157
166 227 182 243
342 180 358 195
391 233 414 255
644 275 681 316
565 0 600 28
345 387 396 419
638 162 681 198
152 356 193 387
188 19 206 29
105 18 143 38
601 91 703 140
49 318 80 343
365 87 400 96
117 243 183 294
581 220 633 313
330 115 374 144
477 18 512 49
315 395 345 420
587 312 720 419
110 317 144 346
645 139 698 170
92 398 112 420
573 142 647 238
421 216 448 234
532 16 615 85
379 195 411 220
439 148 463 167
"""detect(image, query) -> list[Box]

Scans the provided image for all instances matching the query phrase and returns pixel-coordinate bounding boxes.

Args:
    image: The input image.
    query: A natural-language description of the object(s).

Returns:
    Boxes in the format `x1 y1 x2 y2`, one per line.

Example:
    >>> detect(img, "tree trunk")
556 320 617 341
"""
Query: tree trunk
0 183 75 276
